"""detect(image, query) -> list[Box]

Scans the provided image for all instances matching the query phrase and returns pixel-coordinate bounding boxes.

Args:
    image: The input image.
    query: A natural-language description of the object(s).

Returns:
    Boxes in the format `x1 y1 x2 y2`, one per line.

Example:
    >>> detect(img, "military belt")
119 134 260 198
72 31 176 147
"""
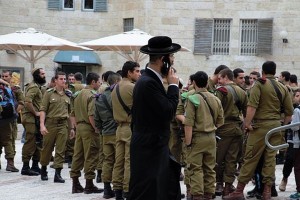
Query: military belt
46 118 67 124
193 131 215 136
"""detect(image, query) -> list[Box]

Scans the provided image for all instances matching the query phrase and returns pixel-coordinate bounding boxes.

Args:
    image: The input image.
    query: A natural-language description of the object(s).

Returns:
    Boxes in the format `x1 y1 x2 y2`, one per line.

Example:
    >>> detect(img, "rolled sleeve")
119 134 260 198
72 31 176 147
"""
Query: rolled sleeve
247 84 260 108
40 92 50 112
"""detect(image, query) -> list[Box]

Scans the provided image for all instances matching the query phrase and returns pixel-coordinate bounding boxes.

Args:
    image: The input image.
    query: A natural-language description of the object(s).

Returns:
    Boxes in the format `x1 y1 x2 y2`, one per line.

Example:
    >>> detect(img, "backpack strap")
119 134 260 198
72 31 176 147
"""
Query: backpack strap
116 84 131 116
225 85 242 111
268 78 284 113
198 92 216 125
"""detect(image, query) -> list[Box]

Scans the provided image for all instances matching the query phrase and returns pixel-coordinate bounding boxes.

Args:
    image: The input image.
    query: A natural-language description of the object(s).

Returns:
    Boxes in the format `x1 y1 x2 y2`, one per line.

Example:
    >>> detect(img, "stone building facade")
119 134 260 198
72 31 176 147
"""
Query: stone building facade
0 0 299 85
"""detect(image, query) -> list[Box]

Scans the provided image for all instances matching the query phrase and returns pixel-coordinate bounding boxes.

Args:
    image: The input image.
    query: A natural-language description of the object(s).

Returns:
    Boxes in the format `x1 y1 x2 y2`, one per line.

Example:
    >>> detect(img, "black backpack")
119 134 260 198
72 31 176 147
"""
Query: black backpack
0 84 16 120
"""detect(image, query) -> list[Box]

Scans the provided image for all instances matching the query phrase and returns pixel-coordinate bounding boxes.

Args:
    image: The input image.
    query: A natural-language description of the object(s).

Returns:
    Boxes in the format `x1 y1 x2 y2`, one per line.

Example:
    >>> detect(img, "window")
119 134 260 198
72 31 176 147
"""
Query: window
213 19 231 55
194 18 231 55
63 0 74 10
240 19 273 56
123 18 134 32
83 0 94 10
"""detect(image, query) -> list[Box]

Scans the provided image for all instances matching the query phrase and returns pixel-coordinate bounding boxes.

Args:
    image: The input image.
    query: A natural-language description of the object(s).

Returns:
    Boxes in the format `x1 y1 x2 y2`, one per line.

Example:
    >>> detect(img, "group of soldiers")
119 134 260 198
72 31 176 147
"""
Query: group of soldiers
0 58 298 200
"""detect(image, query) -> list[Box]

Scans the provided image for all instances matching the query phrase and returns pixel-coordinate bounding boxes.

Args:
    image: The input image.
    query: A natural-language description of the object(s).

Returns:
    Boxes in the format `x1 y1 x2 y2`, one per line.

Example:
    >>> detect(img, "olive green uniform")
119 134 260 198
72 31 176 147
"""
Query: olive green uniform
3 85 24 159
184 88 224 196
40 88 70 168
22 81 43 163
111 78 134 192
238 75 293 186
66 83 85 161
215 83 248 184
70 86 99 180
94 86 118 183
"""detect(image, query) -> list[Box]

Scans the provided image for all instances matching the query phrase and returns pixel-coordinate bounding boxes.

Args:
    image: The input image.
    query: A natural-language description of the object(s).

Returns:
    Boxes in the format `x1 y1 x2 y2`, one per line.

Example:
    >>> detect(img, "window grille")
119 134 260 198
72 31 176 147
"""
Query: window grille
123 18 134 32
240 19 258 56
213 19 231 55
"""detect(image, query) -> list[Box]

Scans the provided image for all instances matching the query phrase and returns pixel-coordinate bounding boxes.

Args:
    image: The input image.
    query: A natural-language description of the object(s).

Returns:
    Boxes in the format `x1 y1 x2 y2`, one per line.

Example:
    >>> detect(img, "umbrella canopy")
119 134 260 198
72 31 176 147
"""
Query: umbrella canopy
0 28 90 68
80 29 190 63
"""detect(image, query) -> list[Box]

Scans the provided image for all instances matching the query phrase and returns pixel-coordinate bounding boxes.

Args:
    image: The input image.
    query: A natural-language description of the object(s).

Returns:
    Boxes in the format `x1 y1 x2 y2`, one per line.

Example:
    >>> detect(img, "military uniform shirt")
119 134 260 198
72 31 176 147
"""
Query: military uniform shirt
184 88 224 133
40 88 70 119
249 75 293 120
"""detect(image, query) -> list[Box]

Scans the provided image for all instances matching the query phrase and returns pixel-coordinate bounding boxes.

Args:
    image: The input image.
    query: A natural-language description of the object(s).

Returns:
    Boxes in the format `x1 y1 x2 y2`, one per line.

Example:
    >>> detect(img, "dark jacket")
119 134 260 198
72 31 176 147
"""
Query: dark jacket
129 68 181 200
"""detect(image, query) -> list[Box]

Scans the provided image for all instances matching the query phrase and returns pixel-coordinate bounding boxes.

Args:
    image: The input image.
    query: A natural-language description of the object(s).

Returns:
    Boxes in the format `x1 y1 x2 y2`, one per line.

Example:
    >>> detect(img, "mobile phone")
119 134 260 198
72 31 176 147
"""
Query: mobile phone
161 55 171 76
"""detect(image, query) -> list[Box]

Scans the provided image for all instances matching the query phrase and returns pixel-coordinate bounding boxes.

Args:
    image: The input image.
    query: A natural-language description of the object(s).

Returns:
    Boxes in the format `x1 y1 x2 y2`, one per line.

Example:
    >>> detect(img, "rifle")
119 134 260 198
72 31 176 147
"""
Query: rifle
35 116 43 149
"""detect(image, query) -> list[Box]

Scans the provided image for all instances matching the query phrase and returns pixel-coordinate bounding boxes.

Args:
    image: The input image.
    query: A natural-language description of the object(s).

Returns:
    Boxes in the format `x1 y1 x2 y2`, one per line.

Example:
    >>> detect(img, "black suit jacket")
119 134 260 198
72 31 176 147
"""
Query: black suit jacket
129 68 181 200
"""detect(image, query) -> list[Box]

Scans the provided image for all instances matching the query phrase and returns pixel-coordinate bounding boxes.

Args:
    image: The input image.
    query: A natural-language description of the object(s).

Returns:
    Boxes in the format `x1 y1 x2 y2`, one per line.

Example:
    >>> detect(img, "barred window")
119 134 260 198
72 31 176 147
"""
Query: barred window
213 19 231 55
240 19 258 56
63 0 74 10
123 18 134 32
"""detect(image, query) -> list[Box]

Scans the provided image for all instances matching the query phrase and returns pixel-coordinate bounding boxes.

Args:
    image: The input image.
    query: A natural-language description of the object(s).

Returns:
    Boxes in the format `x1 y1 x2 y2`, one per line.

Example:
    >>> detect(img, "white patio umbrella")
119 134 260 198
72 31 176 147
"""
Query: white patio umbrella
0 28 91 69
80 29 190 63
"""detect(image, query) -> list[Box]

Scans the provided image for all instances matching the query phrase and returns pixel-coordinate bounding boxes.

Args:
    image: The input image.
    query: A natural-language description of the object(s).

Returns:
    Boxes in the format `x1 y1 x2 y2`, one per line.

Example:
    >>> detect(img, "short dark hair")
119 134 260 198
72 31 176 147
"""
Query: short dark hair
55 71 66 79
122 61 140 78
74 72 83 81
262 61 276 75
32 68 43 78
290 74 298 84
214 65 229 75
86 72 100 85
250 71 261 78
107 73 122 86
193 71 208 88
103 71 114 82
245 75 250 86
219 68 234 81
2 70 12 76
67 73 74 78
233 68 244 78
281 71 291 82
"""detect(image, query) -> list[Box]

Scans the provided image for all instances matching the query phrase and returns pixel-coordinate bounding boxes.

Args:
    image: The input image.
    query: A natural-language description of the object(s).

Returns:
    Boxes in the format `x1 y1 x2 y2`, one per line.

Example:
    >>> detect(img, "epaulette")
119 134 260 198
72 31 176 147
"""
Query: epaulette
188 94 200 107
46 88 54 92
72 90 81 99
65 89 72 98
257 77 266 84
217 86 228 95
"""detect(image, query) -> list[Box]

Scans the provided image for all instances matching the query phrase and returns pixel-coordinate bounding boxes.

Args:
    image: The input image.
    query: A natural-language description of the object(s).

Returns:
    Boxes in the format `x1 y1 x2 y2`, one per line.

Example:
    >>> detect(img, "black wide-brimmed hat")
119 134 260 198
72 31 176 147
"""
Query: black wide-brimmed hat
140 36 181 55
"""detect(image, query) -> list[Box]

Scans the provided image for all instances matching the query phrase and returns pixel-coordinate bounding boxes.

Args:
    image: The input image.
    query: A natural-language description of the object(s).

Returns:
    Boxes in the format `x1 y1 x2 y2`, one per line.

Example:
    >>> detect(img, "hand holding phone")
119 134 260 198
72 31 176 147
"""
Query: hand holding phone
167 68 179 85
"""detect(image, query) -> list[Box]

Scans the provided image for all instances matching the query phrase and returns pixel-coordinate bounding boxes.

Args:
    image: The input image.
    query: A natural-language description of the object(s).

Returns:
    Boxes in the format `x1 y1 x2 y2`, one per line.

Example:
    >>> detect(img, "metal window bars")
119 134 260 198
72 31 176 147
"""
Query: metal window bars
213 19 231 55
240 19 258 56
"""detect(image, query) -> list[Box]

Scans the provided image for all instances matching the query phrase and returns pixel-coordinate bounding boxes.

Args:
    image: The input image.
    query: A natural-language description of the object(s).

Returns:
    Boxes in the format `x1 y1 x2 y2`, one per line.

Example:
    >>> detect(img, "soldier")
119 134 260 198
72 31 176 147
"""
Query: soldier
1 70 25 172
96 70 114 184
95 72 122 199
224 61 293 200
66 72 85 168
207 65 229 92
184 71 224 200
69 72 103 194
249 71 261 87
21 68 46 176
215 68 248 197
111 61 141 199
67 73 75 84
39 71 72 183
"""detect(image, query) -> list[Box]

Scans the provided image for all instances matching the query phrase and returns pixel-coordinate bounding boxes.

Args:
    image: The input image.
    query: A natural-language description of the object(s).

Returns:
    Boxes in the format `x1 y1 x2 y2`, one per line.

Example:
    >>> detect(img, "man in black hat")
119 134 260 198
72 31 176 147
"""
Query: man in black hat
129 36 181 200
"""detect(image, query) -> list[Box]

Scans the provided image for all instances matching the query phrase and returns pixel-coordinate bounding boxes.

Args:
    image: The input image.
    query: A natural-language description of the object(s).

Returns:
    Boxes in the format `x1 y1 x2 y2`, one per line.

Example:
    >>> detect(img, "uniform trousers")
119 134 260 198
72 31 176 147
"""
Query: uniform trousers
112 123 131 192
3 120 17 159
22 123 40 162
102 134 116 182
65 137 75 158
216 135 242 184
40 119 68 168
169 123 183 163
96 135 104 171
0 123 12 150
69 123 100 180
238 121 282 186
186 132 216 195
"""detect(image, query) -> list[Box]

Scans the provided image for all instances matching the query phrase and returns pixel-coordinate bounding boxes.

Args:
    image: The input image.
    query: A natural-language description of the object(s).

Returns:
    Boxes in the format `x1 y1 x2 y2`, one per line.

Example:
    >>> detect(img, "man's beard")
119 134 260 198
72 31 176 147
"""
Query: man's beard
34 76 46 85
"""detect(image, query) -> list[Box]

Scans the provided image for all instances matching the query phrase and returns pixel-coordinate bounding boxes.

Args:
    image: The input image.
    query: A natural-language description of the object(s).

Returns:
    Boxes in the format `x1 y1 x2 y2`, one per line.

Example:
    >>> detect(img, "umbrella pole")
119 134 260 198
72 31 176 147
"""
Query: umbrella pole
30 49 34 69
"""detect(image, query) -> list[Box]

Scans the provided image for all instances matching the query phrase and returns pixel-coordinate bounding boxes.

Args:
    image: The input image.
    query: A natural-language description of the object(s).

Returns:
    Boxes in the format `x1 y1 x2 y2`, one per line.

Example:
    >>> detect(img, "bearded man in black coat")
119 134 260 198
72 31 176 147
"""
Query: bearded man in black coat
128 36 182 200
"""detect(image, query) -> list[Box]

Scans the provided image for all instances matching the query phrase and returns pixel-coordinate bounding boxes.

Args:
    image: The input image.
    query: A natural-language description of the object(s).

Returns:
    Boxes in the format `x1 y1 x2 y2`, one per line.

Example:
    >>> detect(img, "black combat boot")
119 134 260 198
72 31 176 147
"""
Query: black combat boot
114 189 124 200
54 168 65 183
103 182 115 199
21 162 39 176
96 170 102 183
72 177 84 193
40 165 48 181
84 179 104 194
30 160 41 174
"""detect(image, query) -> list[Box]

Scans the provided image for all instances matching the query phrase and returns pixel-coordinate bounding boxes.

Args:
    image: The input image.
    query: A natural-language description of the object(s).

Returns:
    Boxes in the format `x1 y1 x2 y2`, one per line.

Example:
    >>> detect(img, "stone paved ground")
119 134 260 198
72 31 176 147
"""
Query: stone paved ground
0 125 297 200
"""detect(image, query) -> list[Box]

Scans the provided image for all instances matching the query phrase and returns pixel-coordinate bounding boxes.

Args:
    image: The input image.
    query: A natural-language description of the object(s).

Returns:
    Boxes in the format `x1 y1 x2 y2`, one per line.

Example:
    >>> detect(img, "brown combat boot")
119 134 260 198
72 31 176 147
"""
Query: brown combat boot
72 177 84 193
203 192 213 199
262 185 271 200
192 194 204 200
6 159 19 172
223 182 246 200
223 183 233 197
84 179 104 194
